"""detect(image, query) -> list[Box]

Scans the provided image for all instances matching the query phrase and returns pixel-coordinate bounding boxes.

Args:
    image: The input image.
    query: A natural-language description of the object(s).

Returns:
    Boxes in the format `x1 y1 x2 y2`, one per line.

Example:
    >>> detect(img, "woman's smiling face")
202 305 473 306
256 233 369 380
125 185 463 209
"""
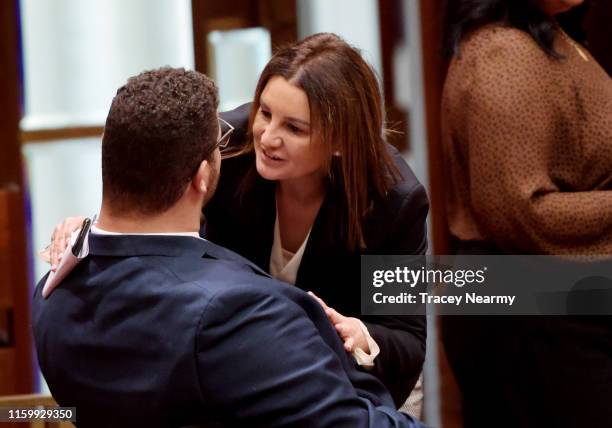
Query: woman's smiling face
252 75 328 185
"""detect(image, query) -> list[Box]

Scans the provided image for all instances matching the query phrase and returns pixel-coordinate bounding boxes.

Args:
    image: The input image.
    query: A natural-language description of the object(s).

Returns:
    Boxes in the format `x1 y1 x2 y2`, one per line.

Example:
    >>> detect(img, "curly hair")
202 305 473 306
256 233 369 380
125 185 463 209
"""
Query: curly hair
102 67 219 214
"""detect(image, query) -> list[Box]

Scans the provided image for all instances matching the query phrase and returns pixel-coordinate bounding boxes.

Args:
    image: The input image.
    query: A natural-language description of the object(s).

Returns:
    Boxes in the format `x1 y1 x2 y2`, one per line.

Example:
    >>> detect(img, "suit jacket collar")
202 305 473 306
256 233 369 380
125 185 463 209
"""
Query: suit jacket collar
88 234 210 257
87 234 268 276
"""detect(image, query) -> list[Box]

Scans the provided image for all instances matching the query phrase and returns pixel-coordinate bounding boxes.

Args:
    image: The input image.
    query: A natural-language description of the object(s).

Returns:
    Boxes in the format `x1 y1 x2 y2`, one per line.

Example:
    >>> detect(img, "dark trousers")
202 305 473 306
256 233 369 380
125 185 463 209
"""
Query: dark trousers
441 315 612 428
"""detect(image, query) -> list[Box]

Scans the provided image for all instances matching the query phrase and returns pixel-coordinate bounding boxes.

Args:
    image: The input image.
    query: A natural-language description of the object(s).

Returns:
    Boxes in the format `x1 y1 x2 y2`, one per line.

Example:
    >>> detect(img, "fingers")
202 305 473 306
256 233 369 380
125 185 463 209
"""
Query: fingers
50 224 61 270
308 292 340 322
62 227 72 253
307 291 329 311
50 216 85 269
308 292 344 317
51 223 66 270
306 292 368 353
334 321 360 343
344 337 354 352
335 318 369 353
325 306 345 325
334 322 350 337
38 247 51 264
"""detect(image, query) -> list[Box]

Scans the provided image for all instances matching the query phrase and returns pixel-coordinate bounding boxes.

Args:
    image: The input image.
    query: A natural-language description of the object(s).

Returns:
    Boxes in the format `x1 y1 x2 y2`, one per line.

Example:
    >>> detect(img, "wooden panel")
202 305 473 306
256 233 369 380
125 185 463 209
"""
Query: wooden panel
0 348 17 395
0 191 13 302
0 189 15 316
0 394 73 428
0 393 57 407
418 1 463 427
419 0 450 255
191 0 296 74
20 127 104 144
0 0 34 395
378 0 409 152
257 0 297 50
0 0 22 186
192 0 258 73
6 189 33 393
0 189 34 394
585 0 612 75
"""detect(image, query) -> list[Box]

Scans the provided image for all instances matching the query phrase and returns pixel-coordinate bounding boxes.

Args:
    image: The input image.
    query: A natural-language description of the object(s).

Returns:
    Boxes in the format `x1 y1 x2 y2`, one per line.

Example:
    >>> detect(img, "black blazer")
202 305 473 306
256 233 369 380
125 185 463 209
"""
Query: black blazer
205 103 430 406
33 234 426 427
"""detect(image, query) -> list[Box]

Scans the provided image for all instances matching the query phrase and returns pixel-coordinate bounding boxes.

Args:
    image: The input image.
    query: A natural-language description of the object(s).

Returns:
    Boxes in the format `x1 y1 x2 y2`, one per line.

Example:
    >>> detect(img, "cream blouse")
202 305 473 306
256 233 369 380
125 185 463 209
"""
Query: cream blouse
268 211 380 367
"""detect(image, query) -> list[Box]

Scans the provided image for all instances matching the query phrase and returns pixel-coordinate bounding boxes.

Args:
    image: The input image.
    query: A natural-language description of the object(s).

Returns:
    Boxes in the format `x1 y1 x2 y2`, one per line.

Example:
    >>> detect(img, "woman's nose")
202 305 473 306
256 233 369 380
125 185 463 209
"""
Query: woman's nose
260 125 282 148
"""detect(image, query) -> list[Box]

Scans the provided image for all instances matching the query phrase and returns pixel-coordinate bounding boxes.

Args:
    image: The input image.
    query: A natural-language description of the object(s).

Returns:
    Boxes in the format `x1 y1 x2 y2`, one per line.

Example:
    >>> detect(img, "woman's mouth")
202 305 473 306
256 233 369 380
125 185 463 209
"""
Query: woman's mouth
262 149 284 162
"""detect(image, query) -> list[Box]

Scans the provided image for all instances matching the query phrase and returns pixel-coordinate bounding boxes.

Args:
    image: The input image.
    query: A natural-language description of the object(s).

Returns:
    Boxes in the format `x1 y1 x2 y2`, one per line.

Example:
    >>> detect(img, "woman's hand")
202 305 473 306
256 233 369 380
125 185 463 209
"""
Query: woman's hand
308 292 369 353
43 216 86 271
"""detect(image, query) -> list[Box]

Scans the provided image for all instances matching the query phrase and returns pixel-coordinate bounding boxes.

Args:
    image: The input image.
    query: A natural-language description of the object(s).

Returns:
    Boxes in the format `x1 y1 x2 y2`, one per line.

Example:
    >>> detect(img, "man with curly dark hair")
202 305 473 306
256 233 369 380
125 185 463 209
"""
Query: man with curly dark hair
32 67 426 428
102 67 221 215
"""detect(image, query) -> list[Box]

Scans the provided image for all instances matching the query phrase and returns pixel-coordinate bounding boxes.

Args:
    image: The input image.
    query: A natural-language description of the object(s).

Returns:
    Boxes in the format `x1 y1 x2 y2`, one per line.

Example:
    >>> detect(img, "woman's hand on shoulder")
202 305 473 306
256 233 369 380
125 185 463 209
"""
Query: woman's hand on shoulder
42 216 86 271
308 292 369 353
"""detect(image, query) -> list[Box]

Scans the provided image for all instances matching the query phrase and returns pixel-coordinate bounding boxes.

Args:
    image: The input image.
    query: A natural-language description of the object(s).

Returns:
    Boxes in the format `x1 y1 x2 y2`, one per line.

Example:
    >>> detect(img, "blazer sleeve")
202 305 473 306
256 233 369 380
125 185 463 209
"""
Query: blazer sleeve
363 182 429 406
194 285 427 428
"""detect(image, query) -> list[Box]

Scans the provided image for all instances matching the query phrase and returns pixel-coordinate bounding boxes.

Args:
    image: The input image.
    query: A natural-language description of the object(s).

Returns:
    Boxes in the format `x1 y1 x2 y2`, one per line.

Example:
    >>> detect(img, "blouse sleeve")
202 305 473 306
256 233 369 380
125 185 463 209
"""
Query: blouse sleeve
459 31 612 255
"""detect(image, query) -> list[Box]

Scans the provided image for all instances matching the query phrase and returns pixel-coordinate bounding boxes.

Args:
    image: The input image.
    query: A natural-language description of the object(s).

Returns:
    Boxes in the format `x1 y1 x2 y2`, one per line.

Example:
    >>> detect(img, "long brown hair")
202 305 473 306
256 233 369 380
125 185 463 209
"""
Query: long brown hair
237 33 401 251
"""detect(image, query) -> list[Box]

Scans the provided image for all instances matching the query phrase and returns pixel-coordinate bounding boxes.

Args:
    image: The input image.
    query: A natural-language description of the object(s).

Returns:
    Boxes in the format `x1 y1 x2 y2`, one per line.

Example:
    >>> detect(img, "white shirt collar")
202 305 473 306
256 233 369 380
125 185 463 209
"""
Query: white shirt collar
91 225 203 240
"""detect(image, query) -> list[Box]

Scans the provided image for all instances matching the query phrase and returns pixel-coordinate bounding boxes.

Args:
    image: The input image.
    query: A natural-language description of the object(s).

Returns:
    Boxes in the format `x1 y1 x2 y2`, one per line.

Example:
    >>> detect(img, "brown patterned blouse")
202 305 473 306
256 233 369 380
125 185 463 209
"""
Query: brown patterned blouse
441 25 612 255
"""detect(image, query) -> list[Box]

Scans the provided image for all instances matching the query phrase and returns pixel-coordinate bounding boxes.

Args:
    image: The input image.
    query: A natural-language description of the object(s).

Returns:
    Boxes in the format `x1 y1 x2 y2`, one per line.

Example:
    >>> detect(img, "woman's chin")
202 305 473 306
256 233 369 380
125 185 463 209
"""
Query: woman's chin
255 159 280 181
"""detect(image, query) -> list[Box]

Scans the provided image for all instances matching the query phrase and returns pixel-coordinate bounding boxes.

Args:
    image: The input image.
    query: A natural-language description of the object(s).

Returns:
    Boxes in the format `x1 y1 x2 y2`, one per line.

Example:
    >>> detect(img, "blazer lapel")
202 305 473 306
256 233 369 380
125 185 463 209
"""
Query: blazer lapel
241 173 276 271
295 186 345 288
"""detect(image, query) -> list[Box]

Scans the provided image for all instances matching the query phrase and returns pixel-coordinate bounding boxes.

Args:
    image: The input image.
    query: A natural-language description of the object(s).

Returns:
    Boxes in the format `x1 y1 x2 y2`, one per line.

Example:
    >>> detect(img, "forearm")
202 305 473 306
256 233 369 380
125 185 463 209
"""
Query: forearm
476 187 612 254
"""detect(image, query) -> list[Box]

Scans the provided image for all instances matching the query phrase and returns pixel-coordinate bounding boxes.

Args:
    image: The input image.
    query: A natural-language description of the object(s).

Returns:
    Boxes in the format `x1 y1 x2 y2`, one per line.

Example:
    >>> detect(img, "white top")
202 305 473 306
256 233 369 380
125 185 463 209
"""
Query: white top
269 215 311 285
268 210 380 367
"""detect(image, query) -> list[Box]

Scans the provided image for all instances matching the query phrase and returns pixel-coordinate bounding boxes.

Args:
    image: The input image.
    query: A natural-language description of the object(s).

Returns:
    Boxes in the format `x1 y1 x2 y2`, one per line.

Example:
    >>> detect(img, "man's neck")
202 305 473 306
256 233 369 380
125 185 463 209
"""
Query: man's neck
97 204 201 234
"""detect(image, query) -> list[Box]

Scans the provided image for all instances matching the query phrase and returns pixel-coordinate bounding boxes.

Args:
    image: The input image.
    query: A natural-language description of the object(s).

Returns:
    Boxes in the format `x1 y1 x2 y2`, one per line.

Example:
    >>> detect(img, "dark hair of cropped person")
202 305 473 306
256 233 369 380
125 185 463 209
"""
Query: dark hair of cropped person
442 0 591 59
231 33 401 251
102 67 219 215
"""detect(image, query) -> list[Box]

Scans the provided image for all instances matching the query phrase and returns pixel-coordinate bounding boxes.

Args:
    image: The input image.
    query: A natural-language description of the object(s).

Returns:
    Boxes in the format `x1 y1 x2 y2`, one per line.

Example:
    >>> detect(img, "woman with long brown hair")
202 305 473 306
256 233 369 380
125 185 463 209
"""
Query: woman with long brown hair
206 33 428 406
48 33 429 406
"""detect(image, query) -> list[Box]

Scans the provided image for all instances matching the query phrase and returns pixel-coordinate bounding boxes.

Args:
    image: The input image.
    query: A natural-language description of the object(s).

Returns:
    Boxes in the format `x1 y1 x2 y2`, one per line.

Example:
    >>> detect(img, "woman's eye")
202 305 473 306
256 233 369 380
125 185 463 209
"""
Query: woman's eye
287 124 303 134
260 109 271 119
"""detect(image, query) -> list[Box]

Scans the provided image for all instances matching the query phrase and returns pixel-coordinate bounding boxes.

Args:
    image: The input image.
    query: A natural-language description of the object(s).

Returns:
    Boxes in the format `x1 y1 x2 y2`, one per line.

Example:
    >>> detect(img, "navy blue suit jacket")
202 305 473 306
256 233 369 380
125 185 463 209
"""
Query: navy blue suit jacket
32 234 426 428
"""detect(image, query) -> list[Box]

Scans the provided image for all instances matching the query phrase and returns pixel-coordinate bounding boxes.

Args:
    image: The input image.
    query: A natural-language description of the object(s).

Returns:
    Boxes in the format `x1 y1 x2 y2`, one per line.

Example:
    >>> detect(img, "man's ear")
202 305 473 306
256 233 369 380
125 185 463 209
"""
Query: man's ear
192 160 210 194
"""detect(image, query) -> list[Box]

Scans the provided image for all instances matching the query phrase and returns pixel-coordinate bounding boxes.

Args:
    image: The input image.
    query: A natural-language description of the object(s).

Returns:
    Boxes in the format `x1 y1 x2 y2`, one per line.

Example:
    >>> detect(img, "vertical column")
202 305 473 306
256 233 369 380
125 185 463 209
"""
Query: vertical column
0 0 34 394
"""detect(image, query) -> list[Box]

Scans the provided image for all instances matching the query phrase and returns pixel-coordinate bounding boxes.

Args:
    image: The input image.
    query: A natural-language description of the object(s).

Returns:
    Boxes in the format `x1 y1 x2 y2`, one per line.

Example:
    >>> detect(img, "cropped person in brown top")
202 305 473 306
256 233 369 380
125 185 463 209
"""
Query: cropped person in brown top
440 0 611 427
